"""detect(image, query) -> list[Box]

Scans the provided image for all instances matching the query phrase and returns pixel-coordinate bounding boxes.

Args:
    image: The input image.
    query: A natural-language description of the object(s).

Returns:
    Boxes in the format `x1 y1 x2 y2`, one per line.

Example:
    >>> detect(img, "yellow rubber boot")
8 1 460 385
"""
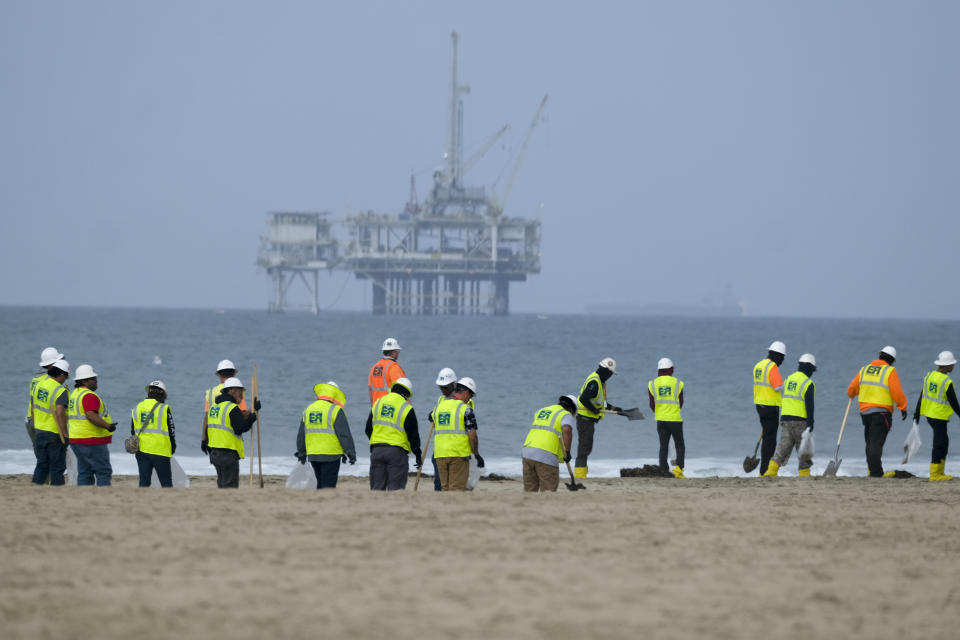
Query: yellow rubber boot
763 460 780 477
882 470 896 478
941 461 953 481
671 466 685 478
798 468 811 477
931 461 952 482
573 466 588 479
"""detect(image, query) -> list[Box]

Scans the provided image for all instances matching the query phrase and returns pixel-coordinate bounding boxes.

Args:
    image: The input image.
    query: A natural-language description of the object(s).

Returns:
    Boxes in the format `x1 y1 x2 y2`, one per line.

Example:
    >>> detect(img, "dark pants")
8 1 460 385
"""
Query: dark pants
32 430 66 485
431 457 441 491
210 448 240 488
136 451 172 488
71 443 112 486
26 418 37 447
928 418 949 463
310 459 341 489
575 415 597 468
861 412 891 477
370 445 409 491
756 405 780 475
657 421 685 470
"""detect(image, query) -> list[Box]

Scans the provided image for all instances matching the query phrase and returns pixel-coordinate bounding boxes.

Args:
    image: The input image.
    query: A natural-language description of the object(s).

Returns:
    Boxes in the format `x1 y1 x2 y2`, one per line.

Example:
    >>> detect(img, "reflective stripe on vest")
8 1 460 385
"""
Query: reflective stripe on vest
857 364 894 409
132 399 171 457
523 404 568 459
27 373 47 419
434 397 471 458
370 393 412 451
921 371 955 421
32 377 67 434
208 401 244 458
753 359 781 406
577 372 606 420
67 388 113 440
648 376 683 421
780 371 812 419
302 399 344 455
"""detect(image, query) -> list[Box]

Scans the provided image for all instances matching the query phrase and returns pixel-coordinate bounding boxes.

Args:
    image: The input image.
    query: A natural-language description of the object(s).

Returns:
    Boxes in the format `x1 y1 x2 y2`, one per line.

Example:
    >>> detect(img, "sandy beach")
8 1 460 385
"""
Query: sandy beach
3 473 960 640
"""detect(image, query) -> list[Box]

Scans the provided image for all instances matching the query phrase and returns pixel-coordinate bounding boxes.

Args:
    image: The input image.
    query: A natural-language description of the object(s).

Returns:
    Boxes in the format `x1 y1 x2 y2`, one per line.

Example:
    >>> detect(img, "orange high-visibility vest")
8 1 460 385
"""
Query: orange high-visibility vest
368 358 405 405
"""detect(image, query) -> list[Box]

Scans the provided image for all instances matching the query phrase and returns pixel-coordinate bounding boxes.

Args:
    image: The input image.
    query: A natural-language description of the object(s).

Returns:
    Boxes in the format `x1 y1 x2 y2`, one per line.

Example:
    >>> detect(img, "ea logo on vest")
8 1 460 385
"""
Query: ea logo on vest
381 406 395 418
308 411 323 424
537 409 551 420
438 413 451 426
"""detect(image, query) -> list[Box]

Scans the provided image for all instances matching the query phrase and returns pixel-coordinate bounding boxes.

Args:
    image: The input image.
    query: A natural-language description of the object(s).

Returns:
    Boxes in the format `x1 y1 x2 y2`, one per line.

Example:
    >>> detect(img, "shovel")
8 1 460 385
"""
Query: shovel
604 407 645 421
823 398 852 477
563 459 585 491
742 435 762 473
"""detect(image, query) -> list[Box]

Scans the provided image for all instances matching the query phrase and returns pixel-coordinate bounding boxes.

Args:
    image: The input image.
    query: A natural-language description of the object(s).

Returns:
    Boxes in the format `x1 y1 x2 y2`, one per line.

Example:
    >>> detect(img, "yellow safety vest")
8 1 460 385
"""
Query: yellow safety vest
434 397 472 458
207 400 245 458
132 398 172 457
921 371 955 421
648 376 684 422
32 376 68 434
577 372 606 420
370 392 413 451
302 399 344 455
781 371 813 419
857 363 894 409
753 358 782 406
205 383 224 411
27 373 47 419
523 404 570 459
67 388 114 440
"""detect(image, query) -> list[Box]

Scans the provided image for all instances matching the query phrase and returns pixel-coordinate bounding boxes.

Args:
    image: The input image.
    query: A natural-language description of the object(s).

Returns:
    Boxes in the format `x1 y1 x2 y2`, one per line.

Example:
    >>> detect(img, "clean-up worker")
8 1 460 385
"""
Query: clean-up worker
368 337 406 406
575 357 621 478
764 353 816 477
847 346 908 478
67 364 117 486
31 359 70 486
913 351 960 481
521 394 576 492
433 377 481 490
296 381 356 489
205 377 259 488
27 346 64 447
753 341 786 475
365 377 421 490
648 357 686 478
131 380 176 488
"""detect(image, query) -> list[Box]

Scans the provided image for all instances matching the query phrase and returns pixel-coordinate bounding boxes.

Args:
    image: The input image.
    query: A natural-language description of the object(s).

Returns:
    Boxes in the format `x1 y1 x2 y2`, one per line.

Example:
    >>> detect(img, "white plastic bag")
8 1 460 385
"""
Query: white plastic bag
65 447 77 486
151 457 190 488
903 420 922 463
285 461 314 490
466 456 481 490
799 428 815 459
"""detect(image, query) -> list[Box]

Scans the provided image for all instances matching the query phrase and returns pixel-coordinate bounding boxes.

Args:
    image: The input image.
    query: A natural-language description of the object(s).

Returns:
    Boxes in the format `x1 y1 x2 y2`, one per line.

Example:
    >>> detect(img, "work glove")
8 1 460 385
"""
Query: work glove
608 405 622 414
296 453 306 464
474 453 485 468
901 409 908 421
171 443 177 454
341 454 348 463
563 450 571 463
107 422 118 433
348 454 357 465
415 453 423 468
200 440 209 455
254 397 262 412
914 413 921 424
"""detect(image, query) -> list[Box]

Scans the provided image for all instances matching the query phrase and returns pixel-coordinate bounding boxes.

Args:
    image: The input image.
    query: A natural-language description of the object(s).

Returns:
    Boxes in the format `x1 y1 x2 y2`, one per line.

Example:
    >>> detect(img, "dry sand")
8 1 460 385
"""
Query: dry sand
2 473 960 640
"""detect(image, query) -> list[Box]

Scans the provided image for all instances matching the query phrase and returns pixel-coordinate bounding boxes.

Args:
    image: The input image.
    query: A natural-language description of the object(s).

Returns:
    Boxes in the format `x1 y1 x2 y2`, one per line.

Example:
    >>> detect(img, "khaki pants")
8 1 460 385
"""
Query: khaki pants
522 458 559 492
436 457 469 491
773 419 812 469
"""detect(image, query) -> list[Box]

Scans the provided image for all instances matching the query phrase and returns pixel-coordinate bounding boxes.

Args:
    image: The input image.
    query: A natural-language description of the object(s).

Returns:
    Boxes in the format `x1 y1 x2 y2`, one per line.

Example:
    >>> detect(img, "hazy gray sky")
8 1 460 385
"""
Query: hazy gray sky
2 1 957 318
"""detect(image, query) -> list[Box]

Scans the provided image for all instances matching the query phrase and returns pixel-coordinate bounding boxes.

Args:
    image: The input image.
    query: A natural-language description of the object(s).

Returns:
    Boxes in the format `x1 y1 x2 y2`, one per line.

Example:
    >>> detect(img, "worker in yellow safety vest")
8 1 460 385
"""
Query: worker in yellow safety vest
67 364 118 486
26 346 64 448
753 341 786 475
131 380 176 488
368 338 406 406
847 345 908 477
433 377 482 491
648 357 686 478
30 359 70 485
521 395 576 492
295 381 357 489
206 377 259 488
428 367 473 491
765 354 816 477
913 351 960 481
201 359 247 455
574 357 621 478
365 377 421 491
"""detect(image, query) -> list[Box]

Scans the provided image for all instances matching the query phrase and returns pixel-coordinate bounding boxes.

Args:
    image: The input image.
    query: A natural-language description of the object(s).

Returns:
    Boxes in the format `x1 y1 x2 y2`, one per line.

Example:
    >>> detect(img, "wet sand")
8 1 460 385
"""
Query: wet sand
2 473 960 640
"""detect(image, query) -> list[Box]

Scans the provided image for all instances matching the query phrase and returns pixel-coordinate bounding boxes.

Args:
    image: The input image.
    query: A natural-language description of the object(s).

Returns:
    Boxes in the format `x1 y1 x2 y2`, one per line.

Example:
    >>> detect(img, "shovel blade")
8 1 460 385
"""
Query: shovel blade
823 458 841 477
565 482 585 491
743 456 759 473
620 407 645 421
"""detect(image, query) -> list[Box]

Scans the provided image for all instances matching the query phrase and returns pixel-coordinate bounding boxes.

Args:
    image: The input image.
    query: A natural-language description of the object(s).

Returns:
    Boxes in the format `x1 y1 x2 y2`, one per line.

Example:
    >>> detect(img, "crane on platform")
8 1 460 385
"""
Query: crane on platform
490 94 548 217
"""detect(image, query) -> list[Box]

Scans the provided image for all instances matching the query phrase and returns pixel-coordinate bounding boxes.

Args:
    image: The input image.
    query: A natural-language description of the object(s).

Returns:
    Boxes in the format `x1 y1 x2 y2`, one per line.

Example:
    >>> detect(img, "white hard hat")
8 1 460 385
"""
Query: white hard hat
435 367 457 386
657 357 674 370
598 357 617 374
325 381 339 388
221 377 244 390
382 338 402 351
52 359 69 373
880 345 897 359
799 353 817 366
935 351 957 366
74 364 97 380
392 377 413 395
768 341 786 355
39 347 64 367
216 359 236 372
561 394 578 408
146 380 166 392
456 377 477 394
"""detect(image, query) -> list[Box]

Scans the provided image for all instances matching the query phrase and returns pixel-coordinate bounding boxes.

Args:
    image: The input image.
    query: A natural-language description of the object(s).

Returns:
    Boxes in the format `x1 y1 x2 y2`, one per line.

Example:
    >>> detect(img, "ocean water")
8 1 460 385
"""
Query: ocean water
2 306 956 478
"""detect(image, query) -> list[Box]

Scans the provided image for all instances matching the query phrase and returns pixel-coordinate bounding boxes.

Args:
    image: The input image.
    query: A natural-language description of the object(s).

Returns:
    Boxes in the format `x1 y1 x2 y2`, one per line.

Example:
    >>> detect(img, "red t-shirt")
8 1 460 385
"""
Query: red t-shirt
70 392 111 445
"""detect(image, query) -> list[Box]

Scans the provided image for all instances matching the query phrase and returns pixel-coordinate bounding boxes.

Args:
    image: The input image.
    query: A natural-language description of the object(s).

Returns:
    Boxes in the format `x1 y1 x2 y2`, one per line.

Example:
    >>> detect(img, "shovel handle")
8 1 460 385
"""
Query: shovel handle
753 434 762 456
834 398 852 458
414 423 435 492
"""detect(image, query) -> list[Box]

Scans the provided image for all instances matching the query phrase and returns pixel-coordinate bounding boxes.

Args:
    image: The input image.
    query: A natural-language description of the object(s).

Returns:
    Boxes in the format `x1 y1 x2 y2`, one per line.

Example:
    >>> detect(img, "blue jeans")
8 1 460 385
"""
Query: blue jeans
310 459 341 489
32 430 66 485
136 451 172 488
71 443 113 486
432 456 441 491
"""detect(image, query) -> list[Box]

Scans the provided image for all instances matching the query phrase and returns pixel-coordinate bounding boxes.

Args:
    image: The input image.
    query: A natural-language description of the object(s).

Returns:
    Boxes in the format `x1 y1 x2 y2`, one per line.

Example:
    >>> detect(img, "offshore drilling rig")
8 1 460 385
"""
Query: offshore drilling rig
258 32 544 316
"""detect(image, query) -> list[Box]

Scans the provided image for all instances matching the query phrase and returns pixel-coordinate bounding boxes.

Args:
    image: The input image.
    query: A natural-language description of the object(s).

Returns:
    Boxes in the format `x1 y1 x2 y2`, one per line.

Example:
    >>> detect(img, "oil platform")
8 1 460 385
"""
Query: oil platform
257 32 543 316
